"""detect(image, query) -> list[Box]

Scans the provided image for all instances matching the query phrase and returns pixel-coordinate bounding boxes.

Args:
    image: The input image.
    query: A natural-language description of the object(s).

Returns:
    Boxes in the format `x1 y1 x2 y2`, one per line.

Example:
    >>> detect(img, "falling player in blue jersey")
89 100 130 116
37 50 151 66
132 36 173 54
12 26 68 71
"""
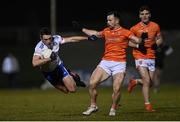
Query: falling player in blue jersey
32 27 87 93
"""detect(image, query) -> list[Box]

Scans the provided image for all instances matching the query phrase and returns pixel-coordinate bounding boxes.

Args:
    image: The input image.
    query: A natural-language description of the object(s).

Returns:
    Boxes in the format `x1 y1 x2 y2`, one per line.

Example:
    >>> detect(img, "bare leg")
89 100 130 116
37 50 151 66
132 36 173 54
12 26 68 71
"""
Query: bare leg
82 66 109 115
129 66 155 111
62 75 76 93
152 68 161 93
111 72 124 109
138 67 151 104
89 66 109 106
54 84 69 94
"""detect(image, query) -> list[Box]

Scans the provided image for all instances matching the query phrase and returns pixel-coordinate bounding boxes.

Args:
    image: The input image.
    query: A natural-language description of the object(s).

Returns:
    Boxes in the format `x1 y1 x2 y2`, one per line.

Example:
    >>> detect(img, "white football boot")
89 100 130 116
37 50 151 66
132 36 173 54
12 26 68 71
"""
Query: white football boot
109 108 116 116
82 106 98 115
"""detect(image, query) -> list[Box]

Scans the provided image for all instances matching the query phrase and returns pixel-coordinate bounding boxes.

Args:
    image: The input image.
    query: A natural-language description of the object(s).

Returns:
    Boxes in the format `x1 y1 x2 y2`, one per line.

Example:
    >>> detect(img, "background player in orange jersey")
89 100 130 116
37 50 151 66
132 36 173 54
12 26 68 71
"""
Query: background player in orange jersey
73 11 141 116
128 5 163 112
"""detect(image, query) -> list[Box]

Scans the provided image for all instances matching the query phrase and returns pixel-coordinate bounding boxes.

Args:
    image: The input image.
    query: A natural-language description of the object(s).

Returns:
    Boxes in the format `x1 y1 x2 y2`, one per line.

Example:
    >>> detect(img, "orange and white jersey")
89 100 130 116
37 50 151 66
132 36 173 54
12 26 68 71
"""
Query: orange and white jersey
99 27 134 62
130 21 161 59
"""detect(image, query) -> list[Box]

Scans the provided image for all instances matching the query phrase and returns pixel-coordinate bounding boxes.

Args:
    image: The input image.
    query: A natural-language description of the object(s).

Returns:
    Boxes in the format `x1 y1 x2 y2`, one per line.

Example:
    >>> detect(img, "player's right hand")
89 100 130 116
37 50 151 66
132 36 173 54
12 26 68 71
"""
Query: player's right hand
137 43 147 54
136 32 147 54
72 21 83 31
141 32 148 41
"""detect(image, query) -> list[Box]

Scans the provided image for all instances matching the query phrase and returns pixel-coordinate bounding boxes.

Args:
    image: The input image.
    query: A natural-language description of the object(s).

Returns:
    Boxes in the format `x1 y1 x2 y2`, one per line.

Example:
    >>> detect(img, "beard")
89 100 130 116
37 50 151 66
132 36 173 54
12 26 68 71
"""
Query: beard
107 24 114 29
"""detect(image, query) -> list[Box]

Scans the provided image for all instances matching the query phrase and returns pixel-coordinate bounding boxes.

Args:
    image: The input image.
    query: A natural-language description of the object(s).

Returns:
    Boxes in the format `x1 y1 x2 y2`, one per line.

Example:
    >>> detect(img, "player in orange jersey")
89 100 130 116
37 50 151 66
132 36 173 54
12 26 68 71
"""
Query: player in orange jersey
128 5 163 112
73 11 141 116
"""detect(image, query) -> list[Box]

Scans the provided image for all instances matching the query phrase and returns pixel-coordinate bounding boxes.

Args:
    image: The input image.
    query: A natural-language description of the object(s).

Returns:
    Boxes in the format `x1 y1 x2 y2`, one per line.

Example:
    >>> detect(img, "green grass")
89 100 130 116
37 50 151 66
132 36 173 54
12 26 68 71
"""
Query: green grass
0 84 180 121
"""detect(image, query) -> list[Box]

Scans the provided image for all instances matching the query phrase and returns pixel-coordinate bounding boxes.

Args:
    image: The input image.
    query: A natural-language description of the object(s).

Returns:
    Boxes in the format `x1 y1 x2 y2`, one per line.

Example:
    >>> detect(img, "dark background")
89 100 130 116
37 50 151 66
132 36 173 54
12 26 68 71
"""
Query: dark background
0 0 179 88
0 0 179 30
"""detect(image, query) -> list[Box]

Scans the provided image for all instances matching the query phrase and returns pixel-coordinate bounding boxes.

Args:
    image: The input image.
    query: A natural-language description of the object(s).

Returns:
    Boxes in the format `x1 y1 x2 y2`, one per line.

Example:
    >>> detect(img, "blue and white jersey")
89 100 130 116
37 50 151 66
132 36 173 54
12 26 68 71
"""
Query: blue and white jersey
33 35 65 72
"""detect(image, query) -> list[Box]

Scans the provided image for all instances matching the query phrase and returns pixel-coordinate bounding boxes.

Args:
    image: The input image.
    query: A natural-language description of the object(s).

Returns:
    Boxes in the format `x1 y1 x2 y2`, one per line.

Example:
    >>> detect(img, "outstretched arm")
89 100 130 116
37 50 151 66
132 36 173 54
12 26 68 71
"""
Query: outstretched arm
82 28 101 37
62 36 88 44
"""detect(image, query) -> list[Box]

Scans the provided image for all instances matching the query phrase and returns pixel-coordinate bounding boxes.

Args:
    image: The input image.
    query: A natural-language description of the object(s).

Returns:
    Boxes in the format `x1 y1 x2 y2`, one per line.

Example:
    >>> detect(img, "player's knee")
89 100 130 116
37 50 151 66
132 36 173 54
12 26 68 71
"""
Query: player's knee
142 75 150 83
68 87 76 93
142 78 151 86
89 80 98 89
113 87 121 94
54 85 69 94
66 84 76 92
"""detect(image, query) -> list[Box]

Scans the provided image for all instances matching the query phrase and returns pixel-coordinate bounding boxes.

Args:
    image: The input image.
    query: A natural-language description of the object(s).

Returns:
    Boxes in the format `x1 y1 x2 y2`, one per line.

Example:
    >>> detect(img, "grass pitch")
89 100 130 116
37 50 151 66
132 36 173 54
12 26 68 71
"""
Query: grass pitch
0 84 180 121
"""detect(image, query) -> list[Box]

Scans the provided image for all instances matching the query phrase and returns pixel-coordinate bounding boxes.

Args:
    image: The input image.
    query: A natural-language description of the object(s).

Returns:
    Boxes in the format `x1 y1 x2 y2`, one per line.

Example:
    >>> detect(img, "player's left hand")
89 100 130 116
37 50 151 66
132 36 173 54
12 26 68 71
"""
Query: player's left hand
88 35 98 41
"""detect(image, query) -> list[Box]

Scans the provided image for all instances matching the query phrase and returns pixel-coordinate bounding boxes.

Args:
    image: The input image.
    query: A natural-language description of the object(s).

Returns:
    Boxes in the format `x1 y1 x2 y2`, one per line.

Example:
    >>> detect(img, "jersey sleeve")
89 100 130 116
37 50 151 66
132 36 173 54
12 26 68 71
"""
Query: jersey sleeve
57 35 66 44
99 31 104 38
52 35 65 44
125 29 134 39
99 28 108 38
33 46 43 57
130 26 136 34
33 41 45 57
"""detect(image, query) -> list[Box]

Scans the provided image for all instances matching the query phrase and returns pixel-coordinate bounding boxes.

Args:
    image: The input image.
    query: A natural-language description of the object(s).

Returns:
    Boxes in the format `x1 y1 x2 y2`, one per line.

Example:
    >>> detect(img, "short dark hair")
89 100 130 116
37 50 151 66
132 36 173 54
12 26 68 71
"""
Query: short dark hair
107 11 121 20
139 5 151 13
40 27 51 38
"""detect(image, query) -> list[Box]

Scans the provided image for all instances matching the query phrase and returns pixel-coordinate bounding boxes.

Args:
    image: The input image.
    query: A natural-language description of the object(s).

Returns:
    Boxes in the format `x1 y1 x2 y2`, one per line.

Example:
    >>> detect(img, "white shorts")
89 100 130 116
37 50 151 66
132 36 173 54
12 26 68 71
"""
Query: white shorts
98 60 126 75
135 59 155 71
